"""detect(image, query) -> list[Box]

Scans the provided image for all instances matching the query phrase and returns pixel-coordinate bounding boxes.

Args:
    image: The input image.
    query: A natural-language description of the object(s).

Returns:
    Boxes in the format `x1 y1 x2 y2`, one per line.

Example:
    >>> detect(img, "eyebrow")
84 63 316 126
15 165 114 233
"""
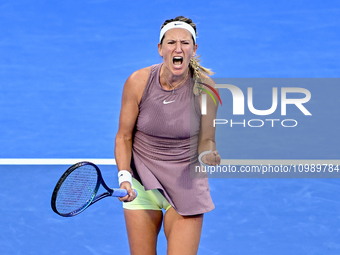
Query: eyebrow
165 39 191 42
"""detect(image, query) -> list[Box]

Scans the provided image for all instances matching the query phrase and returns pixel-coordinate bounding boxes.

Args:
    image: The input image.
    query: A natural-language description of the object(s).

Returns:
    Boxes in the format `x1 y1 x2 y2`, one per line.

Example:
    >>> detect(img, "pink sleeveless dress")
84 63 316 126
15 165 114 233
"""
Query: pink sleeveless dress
130 63 214 216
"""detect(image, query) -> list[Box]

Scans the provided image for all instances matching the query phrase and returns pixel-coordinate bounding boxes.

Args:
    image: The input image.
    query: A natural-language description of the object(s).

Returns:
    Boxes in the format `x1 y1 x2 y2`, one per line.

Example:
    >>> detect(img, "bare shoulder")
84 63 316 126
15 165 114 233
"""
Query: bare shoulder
123 66 151 103
128 66 151 84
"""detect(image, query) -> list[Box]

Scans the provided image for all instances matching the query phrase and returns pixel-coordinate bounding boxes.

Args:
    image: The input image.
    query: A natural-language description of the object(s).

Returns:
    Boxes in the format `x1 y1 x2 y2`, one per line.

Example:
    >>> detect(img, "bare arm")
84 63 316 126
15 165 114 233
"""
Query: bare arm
198 75 221 166
115 67 150 200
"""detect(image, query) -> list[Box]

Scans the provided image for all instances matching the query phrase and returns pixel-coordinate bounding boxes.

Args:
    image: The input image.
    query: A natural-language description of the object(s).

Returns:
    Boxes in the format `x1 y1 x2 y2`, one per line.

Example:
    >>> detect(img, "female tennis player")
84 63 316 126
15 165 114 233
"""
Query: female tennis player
115 16 220 255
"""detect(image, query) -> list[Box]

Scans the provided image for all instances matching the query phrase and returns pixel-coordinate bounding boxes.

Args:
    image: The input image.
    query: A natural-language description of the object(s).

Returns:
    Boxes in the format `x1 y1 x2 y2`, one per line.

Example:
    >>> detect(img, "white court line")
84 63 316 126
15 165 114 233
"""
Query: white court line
0 158 340 165
0 158 116 165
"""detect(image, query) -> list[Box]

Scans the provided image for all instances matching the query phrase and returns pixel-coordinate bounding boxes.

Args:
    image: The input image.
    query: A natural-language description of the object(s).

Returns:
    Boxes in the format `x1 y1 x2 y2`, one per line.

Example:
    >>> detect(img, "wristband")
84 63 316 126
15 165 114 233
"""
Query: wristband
118 170 132 186
198 150 212 166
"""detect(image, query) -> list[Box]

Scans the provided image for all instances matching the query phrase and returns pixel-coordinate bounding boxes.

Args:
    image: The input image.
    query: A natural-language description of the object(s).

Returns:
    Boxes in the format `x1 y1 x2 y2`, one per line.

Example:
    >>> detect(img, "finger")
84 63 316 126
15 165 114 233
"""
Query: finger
119 191 136 202
126 188 137 202
216 153 220 163
216 155 221 165
130 189 137 197
207 152 216 163
202 151 221 165
210 154 219 166
211 151 220 165
215 156 219 165
204 153 213 165
118 182 135 202
118 194 129 202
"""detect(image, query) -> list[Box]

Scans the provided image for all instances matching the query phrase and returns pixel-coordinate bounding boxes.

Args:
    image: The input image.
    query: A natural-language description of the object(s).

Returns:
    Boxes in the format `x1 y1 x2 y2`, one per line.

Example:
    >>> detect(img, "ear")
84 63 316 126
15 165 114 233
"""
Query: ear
192 43 198 57
158 43 163 57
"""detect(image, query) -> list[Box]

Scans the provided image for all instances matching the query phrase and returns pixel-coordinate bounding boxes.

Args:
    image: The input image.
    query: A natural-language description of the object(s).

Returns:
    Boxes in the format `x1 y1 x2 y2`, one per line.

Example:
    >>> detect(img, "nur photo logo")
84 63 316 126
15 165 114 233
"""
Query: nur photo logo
201 79 312 128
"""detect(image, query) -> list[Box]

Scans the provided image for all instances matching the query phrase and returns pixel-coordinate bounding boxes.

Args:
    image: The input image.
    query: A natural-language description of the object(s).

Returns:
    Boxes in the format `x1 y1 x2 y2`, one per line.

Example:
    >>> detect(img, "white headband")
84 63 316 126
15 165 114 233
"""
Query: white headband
159 21 196 43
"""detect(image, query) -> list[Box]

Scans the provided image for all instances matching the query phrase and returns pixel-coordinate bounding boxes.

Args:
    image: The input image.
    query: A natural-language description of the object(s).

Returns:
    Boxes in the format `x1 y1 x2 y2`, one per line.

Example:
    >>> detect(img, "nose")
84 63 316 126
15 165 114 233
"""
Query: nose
175 41 182 53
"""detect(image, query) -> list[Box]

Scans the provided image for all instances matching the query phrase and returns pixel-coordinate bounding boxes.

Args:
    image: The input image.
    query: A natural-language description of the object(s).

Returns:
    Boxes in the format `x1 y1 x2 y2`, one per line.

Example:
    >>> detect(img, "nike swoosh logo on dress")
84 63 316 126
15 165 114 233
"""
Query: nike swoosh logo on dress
163 100 175 105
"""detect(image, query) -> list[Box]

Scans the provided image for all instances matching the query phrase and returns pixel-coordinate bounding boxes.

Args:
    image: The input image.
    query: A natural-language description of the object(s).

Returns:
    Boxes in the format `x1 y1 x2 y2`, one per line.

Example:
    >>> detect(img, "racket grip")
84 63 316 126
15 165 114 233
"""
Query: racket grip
112 189 138 197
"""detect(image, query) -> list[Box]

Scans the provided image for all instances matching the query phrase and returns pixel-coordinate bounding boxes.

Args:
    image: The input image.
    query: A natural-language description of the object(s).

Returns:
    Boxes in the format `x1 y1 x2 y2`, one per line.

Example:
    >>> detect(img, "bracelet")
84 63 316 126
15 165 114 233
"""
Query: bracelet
198 150 212 166
118 170 132 186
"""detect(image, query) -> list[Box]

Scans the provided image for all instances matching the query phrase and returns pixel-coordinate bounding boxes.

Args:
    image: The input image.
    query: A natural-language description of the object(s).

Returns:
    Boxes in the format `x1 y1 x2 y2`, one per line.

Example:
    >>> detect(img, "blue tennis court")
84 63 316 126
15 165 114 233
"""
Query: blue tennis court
1 1 340 254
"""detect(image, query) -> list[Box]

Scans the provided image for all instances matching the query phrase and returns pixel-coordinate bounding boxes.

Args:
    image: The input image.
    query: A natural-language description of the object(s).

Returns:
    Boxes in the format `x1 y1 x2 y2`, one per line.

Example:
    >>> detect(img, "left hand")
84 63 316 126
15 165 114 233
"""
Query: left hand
201 150 221 166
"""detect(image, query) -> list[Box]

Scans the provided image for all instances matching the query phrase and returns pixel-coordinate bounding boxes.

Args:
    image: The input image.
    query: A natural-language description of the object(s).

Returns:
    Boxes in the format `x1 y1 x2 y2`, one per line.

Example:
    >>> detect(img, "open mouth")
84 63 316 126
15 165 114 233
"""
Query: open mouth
173 56 183 66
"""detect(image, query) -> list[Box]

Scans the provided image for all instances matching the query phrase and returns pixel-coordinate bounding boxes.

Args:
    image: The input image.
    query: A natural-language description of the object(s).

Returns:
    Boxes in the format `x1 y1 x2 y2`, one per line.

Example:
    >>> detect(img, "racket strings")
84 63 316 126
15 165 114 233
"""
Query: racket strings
55 165 98 214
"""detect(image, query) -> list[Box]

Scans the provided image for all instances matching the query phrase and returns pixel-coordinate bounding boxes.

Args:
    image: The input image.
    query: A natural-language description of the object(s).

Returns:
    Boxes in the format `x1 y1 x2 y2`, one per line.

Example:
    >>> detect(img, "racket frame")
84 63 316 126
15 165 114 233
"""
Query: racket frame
51 161 114 217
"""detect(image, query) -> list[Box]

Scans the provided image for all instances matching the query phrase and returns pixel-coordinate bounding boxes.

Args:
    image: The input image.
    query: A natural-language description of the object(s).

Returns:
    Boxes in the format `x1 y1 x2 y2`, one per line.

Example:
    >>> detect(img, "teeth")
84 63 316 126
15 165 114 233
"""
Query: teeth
173 56 183 66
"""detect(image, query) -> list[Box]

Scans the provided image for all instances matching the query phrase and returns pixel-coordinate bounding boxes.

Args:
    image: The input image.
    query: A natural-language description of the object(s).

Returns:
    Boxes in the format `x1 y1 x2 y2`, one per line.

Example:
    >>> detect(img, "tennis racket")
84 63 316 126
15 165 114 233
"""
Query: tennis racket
51 161 136 217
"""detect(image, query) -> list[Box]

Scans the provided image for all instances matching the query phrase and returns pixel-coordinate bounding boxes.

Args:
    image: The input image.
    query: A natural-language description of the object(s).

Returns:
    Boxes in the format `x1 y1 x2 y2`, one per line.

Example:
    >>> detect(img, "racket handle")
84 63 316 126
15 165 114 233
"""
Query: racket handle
112 189 138 197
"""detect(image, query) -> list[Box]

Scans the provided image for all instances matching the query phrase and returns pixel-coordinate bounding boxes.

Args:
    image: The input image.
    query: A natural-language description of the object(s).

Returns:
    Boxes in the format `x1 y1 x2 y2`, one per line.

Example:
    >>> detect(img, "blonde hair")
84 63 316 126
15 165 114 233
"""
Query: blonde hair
160 16 214 95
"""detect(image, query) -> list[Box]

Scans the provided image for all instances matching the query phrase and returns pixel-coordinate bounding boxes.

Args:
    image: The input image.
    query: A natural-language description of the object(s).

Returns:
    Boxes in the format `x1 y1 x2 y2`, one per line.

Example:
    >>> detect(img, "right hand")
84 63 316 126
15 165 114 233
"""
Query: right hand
118 181 137 202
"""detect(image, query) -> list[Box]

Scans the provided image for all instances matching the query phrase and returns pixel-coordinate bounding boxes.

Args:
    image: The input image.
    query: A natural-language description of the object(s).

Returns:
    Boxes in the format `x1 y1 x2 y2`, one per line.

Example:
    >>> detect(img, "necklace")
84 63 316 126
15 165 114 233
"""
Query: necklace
163 69 189 94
